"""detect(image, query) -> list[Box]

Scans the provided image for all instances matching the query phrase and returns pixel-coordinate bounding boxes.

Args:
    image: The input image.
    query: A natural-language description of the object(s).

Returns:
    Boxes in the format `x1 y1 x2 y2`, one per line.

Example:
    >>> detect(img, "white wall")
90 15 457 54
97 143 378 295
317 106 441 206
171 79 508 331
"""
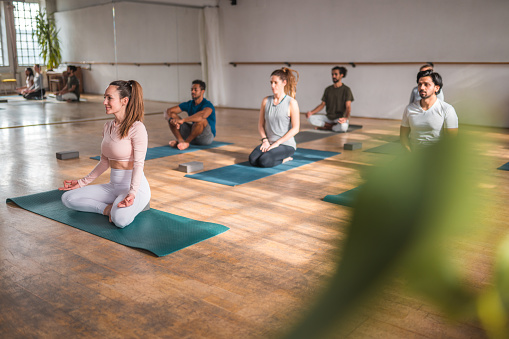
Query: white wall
219 0 509 127
55 1 202 102
55 0 218 12
53 0 509 127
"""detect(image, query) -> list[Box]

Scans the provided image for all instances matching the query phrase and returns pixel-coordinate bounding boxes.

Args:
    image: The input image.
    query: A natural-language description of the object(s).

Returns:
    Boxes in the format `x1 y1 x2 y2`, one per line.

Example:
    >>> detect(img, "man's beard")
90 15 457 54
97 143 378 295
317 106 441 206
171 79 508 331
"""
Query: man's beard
419 91 432 99
332 78 339 83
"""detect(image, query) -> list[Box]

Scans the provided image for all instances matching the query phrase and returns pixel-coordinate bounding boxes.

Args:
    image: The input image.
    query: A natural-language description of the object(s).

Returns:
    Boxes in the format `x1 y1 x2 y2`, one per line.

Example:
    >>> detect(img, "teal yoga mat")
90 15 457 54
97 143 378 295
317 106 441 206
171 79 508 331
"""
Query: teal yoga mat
323 186 361 207
364 142 404 155
498 162 509 171
185 148 340 186
6 190 229 257
90 141 232 161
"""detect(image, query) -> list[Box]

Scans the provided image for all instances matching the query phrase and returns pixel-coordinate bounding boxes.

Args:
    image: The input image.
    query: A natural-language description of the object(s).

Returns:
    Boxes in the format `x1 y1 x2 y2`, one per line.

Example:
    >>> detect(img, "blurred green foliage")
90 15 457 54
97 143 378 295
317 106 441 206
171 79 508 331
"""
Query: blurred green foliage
284 135 507 338
33 11 62 70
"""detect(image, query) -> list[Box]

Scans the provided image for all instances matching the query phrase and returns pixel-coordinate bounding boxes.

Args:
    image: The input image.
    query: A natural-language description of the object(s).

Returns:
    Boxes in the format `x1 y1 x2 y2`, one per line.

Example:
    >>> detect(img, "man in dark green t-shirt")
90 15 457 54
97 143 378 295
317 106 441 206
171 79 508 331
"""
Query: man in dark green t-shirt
306 66 354 132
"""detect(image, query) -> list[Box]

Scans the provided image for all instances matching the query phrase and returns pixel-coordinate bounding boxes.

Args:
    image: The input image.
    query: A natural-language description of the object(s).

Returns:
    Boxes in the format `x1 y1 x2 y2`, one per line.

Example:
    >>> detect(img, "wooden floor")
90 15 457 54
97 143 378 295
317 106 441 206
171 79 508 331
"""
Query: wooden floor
1 94 508 338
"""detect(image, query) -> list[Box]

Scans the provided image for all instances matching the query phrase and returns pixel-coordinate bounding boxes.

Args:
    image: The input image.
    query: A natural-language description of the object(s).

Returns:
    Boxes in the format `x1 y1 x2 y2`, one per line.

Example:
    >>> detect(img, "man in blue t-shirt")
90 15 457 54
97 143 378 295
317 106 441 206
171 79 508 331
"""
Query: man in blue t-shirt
164 79 216 150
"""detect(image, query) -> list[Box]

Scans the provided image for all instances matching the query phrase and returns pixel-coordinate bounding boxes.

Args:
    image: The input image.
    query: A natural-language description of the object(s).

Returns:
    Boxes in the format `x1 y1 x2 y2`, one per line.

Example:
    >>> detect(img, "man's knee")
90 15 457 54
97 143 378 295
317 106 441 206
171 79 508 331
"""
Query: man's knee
192 120 208 131
308 115 325 127
333 122 349 133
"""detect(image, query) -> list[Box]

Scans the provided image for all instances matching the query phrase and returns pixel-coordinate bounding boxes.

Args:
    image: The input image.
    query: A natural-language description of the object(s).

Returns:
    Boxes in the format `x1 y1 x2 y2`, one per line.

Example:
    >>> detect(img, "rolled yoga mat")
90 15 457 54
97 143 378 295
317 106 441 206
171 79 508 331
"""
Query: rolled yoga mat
90 141 232 161
295 125 363 144
498 162 509 171
364 142 404 155
323 186 361 207
7 190 229 257
185 148 340 186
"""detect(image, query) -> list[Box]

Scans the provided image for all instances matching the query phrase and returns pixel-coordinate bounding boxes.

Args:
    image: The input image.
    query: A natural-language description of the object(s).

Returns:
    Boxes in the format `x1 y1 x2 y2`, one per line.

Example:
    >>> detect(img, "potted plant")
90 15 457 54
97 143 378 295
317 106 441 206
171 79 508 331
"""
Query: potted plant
33 10 61 70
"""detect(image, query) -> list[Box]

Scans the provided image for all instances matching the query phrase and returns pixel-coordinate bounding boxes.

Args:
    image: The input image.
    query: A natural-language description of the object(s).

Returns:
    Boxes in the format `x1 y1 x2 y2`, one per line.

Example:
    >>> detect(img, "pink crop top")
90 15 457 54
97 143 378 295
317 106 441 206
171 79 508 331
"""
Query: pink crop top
78 120 148 196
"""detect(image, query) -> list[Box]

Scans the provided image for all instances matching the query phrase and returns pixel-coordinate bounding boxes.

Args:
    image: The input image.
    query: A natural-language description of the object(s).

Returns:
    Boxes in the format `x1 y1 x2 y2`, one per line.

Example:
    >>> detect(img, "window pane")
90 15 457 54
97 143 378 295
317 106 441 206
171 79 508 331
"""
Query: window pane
14 1 43 66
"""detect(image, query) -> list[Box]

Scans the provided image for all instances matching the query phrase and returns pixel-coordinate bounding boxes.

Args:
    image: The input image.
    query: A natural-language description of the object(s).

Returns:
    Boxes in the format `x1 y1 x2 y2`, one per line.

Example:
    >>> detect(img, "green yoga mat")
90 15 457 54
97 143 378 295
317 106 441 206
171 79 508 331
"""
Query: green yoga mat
364 142 404 155
323 186 361 207
185 148 340 186
6 190 229 257
498 162 509 171
90 141 232 161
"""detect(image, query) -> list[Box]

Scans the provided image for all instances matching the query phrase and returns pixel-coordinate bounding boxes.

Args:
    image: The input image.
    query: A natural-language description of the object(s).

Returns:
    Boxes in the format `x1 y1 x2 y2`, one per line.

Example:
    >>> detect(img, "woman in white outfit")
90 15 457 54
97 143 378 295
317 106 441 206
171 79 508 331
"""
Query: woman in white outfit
59 80 150 228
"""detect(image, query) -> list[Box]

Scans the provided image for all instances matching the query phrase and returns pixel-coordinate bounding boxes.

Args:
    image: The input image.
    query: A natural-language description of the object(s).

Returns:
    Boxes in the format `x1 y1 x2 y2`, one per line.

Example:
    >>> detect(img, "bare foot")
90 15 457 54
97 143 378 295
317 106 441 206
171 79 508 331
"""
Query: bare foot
282 157 293 164
169 140 178 148
177 142 190 150
103 204 113 223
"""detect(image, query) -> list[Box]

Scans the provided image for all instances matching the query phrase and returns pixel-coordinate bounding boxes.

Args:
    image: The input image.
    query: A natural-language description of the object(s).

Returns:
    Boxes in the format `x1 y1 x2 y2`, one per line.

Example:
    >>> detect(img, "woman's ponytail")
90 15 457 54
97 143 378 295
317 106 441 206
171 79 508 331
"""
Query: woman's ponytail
110 80 144 138
271 67 299 98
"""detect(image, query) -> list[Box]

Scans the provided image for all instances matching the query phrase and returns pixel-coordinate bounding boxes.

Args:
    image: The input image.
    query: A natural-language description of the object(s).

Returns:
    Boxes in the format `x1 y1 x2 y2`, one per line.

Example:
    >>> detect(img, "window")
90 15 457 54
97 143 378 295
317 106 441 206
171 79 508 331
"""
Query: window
13 1 42 66
0 5 8 66
0 14 4 66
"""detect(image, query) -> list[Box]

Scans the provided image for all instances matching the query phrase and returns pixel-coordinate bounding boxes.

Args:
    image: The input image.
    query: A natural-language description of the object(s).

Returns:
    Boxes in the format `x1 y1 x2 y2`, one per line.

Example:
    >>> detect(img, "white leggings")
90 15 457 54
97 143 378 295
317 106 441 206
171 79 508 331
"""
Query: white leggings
308 114 349 132
61 169 151 228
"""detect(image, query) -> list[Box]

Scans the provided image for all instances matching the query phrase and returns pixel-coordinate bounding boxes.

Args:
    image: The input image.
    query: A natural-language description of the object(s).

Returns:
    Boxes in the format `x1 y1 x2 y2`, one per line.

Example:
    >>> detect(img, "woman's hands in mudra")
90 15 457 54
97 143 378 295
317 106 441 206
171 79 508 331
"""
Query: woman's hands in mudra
117 194 134 208
59 179 80 191
103 194 134 223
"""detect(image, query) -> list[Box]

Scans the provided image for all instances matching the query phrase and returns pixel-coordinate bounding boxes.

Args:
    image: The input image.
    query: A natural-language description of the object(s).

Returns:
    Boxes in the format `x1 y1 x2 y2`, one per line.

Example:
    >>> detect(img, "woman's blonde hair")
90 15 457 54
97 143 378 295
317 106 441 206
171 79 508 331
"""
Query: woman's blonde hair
271 67 299 98
109 80 144 139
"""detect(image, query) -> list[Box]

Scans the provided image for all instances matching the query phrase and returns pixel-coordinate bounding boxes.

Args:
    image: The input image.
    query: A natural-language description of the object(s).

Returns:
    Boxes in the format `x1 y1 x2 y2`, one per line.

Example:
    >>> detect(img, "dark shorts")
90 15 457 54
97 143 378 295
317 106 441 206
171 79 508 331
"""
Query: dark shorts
179 122 214 145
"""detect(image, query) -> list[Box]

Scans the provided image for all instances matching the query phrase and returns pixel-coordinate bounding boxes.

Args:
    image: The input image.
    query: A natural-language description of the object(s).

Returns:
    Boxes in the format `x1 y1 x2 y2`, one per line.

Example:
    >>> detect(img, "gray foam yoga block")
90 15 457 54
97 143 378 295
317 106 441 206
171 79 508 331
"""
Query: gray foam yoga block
178 161 203 173
344 142 362 150
56 151 79 160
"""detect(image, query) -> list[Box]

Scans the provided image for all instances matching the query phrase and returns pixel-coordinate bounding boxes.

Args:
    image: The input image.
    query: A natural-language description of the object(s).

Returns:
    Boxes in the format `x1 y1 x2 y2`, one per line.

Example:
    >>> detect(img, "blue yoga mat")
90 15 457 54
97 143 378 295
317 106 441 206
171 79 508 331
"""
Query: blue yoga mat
364 142 404 155
185 148 340 186
323 186 361 207
7 190 229 257
90 141 232 161
498 162 509 171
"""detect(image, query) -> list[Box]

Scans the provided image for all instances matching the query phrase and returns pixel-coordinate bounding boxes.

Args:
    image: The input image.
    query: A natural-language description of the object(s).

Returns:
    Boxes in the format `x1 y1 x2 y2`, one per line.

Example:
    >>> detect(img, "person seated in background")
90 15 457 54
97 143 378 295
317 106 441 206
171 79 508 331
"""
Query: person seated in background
16 67 34 95
409 63 444 103
400 70 458 152
306 66 354 133
55 65 80 102
164 80 216 150
23 64 45 100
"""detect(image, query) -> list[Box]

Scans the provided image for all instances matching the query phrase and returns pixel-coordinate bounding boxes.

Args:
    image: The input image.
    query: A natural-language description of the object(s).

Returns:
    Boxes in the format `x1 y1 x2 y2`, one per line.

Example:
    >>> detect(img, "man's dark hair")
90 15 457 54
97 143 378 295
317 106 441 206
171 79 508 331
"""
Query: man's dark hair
419 62 434 71
332 66 347 77
192 79 206 91
417 70 443 94
69 65 77 72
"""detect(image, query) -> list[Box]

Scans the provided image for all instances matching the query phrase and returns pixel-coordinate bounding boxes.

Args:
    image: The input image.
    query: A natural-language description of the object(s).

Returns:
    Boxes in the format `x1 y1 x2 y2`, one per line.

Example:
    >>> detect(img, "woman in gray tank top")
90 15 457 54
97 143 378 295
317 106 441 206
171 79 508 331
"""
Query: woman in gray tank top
249 67 300 167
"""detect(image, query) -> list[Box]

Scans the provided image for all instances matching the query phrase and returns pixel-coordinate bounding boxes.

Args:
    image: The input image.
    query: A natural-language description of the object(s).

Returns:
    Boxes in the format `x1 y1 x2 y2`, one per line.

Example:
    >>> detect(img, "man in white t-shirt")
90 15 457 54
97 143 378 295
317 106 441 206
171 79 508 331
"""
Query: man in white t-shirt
409 63 444 104
400 70 458 151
